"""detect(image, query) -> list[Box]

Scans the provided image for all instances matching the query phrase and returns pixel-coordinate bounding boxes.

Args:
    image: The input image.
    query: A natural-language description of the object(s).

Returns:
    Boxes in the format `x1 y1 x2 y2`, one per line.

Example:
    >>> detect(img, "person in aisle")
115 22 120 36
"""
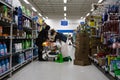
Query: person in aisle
48 29 67 42
48 29 72 62
67 34 73 45
36 24 50 61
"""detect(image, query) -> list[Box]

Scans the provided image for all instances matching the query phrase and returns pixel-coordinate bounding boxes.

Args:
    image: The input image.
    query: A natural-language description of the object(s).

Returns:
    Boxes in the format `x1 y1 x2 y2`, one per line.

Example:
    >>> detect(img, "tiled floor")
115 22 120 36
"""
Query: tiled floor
8 45 109 80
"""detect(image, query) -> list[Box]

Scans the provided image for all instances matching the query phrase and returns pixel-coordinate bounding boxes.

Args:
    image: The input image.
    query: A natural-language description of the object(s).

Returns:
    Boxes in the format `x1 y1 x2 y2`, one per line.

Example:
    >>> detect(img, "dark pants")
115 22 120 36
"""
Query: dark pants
38 46 44 61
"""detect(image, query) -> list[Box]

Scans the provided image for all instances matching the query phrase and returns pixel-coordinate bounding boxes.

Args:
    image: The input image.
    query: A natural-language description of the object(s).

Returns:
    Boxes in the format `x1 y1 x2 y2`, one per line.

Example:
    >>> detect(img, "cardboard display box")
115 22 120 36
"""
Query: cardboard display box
74 59 91 66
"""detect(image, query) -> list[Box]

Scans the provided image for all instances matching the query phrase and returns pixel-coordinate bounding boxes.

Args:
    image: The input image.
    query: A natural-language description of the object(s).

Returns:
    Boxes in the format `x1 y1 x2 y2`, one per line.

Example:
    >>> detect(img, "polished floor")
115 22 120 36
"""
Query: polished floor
8 45 109 80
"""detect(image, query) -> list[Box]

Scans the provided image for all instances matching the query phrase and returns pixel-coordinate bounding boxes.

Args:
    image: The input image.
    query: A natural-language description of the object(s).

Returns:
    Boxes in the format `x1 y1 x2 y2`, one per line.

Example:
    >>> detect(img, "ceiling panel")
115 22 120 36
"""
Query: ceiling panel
28 0 99 19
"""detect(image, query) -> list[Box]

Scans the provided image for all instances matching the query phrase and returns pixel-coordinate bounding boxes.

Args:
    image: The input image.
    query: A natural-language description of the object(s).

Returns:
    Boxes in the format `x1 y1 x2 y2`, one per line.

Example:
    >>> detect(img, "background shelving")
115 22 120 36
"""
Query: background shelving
0 0 38 79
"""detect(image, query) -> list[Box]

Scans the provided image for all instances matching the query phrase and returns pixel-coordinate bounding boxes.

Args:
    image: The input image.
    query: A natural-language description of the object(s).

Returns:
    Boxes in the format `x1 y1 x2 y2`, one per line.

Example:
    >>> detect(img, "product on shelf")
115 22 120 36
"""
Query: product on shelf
14 43 22 52
18 6 23 30
0 26 3 36
5 59 9 71
25 50 32 60
18 53 25 63
0 62 2 74
0 42 4 56
1 60 6 73
3 42 8 55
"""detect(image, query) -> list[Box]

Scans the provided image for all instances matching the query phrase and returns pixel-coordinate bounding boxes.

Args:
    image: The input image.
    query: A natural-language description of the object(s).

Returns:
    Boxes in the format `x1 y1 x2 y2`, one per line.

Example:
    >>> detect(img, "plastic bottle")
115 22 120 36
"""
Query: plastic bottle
17 6 23 30
0 43 4 56
1 60 6 73
0 62 2 74
5 59 9 71
27 20 30 28
3 42 7 55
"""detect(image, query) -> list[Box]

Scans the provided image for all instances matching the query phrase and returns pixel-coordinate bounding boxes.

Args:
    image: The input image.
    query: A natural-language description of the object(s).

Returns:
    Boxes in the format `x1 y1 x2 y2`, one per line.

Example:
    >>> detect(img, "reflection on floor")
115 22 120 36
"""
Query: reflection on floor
8 45 109 80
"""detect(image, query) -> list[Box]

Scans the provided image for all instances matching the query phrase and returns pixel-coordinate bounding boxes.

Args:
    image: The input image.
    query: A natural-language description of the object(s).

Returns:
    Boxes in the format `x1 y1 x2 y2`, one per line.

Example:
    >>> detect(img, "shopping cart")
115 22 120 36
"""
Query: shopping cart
42 42 61 61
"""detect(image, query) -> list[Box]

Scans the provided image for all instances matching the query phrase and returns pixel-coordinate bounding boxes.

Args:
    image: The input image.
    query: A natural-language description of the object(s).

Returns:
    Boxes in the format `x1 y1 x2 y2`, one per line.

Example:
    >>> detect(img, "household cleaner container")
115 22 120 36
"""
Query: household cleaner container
0 42 4 56
1 60 6 73
0 62 2 74
5 59 9 71
3 42 7 55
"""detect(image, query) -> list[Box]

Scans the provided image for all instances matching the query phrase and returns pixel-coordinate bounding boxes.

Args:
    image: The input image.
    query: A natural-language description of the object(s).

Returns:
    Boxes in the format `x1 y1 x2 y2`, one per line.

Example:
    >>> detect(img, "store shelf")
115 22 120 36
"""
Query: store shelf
12 37 33 40
0 54 11 60
89 56 118 80
23 27 32 31
0 0 12 8
0 69 11 80
117 76 120 80
13 47 33 54
23 14 32 20
0 36 10 39
12 58 32 72
0 17 11 26
33 55 38 59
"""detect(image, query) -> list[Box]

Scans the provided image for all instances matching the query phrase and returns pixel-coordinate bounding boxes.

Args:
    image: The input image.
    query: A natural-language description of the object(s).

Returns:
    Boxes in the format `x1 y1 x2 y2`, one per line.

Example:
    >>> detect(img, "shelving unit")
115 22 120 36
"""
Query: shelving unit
0 0 38 79
89 56 120 80
87 1 120 80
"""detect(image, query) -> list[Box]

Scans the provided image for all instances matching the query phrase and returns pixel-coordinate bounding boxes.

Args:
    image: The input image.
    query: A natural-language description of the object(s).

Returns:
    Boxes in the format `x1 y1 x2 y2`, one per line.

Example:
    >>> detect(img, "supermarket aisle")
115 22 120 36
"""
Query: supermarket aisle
8 45 109 80
8 62 109 80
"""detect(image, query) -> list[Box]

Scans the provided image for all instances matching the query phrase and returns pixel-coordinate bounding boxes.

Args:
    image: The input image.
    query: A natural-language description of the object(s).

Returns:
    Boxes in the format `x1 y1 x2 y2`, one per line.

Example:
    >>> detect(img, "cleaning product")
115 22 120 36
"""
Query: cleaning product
0 62 2 74
1 60 5 73
5 59 9 71
0 43 4 56
3 42 7 55
3 5 8 17
17 6 23 30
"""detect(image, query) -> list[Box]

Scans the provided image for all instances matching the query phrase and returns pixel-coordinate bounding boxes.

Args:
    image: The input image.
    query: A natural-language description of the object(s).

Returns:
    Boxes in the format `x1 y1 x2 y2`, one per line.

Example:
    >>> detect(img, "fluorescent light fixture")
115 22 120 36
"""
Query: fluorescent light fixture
86 13 90 16
64 13 66 16
46 17 48 19
63 0 67 3
98 0 103 3
38 13 42 16
23 0 30 4
64 17 66 20
91 9 94 12
64 6 67 11
32 7 37 12
43 17 46 20
81 17 83 19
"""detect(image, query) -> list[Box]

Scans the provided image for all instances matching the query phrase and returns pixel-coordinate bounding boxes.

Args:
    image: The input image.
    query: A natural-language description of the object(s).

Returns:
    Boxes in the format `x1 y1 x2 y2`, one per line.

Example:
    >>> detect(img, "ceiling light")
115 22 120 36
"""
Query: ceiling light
46 17 48 19
38 13 42 16
64 6 67 11
91 9 94 12
86 13 90 16
81 17 83 19
64 13 66 16
64 17 66 20
43 17 46 20
32 7 37 12
98 0 103 3
63 0 67 3
23 0 30 4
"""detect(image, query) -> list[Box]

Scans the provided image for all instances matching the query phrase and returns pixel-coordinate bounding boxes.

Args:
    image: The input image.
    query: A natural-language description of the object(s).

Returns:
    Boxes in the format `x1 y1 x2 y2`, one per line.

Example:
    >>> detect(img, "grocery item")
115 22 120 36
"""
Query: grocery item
0 42 4 56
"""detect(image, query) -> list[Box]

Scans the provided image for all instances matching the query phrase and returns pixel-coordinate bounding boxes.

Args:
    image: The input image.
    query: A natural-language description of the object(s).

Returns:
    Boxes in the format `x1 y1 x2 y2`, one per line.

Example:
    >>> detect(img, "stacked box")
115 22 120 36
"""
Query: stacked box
74 58 91 66
74 33 91 66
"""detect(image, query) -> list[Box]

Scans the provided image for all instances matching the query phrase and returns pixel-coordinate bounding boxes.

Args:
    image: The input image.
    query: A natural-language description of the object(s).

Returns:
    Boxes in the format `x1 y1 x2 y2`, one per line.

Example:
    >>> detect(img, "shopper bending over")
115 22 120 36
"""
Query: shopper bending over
48 29 72 62
36 25 50 61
